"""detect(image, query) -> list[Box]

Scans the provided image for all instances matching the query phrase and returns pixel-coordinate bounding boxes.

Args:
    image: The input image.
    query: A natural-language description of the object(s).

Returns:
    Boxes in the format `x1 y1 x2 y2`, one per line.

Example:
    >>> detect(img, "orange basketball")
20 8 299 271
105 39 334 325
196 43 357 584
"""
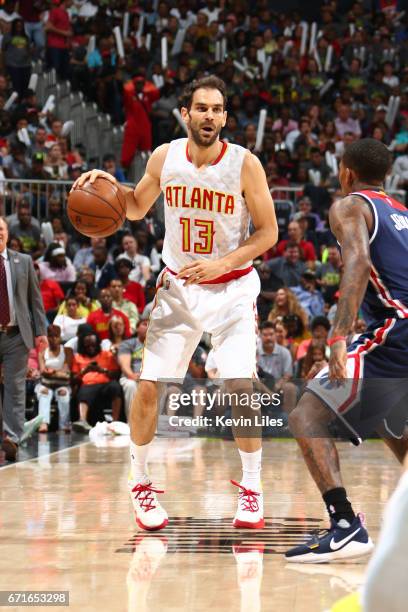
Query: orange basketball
67 177 127 238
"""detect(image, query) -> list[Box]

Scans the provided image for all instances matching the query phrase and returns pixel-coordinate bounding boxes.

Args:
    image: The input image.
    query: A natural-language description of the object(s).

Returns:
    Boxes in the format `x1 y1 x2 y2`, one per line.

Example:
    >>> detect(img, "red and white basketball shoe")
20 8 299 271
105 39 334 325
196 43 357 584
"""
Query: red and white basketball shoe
129 477 169 531
231 480 265 529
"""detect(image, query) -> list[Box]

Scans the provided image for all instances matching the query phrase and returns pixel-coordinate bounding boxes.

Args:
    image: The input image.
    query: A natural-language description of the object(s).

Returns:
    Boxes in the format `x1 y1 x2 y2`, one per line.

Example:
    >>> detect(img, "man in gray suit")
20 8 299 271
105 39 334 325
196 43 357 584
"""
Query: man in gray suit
0 217 48 461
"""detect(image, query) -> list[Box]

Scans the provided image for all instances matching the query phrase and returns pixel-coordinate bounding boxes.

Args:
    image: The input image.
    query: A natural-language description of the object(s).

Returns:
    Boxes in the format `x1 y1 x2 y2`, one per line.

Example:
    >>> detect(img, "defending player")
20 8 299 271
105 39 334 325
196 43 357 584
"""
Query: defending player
286 138 408 562
74 76 278 530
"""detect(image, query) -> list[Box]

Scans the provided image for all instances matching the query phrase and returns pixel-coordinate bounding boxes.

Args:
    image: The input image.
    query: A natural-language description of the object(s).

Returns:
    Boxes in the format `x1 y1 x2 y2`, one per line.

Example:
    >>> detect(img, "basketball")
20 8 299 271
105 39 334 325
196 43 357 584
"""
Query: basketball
67 177 126 238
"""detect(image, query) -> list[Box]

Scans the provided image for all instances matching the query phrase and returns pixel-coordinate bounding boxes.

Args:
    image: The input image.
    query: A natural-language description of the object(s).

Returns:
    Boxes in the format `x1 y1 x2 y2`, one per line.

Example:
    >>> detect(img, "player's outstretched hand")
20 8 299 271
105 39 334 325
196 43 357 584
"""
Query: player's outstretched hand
176 260 227 285
71 169 118 192
328 340 347 383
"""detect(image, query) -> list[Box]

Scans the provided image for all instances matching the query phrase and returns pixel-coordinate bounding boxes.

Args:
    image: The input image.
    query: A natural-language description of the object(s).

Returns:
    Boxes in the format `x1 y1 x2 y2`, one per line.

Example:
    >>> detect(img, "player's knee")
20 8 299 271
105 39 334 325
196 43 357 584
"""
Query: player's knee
40 387 49 396
57 389 67 396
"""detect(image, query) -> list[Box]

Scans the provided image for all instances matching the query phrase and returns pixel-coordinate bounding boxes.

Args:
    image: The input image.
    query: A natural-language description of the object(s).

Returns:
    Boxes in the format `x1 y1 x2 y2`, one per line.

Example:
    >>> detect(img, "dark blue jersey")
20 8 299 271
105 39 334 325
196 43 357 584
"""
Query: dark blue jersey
351 189 408 324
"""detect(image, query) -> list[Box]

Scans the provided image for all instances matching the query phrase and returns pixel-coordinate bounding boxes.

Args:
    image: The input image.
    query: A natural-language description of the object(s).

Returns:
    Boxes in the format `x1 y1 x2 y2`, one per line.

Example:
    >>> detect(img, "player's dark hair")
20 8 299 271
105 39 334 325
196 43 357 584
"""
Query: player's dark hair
342 138 392 183
181 76 227 111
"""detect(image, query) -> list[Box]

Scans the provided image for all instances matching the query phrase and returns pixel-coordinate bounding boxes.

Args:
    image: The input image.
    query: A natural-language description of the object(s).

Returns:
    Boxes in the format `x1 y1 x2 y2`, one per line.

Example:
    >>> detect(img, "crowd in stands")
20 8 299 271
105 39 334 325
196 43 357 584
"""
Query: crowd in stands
0 0 407 431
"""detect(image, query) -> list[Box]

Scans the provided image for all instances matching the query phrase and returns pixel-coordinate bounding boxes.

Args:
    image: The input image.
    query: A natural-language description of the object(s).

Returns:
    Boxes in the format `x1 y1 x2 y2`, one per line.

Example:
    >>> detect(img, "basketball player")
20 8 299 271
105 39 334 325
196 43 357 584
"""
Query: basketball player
285 138 408 562
73 76 278 530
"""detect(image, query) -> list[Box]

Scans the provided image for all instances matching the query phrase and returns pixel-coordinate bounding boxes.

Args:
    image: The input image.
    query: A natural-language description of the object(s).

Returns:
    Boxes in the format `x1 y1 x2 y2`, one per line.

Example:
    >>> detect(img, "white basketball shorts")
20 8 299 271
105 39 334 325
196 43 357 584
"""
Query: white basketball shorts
140 267 260 381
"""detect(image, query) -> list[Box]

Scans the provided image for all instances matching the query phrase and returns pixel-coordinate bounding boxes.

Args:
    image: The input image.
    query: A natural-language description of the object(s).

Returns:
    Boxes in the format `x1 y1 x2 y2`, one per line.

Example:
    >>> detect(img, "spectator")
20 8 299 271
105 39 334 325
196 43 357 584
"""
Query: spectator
2 19 31 97
274 220 317 263
296 315 331 361
2 142 31 179
257 263 283 322
120 234 151 286
45 0 72 80
53 296 86 342
19 0 45 56
44 143 68 179
8 204 42 258
101 315 127 353
71 331 122 432
296 339 328 379
290 270 325 321
256 321 297 413
316 245 343 303
114 257 146 313
268 287 309 332
90 245 116 289
31 127 48 155
334 104 362 139
266 242 307 288
102 153 126 182
73 237 105 270
121 74 160 169
6 197 40 229
86 287 131 341
38 242 76 282
7 236 24 252
27 152 52 180
57 280 99 318
109 278 139 333
34 261 64 317
35 324 71 433
63 322 93 368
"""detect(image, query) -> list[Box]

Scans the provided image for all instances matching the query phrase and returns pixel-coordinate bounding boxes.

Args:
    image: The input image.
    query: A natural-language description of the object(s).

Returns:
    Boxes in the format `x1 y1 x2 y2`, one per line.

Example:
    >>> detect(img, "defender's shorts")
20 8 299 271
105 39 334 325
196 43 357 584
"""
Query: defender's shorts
306 318 408 443
140 267 260 381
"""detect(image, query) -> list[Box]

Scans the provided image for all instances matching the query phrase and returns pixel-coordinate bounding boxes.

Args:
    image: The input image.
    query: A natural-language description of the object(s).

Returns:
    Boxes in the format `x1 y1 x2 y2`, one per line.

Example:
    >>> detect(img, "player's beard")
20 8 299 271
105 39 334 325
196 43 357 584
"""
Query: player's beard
189 120 222 147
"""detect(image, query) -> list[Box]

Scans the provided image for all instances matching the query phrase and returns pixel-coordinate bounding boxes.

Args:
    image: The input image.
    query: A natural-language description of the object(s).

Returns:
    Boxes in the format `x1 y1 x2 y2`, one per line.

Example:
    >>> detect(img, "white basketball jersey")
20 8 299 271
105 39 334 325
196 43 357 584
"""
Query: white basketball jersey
160 138 251 271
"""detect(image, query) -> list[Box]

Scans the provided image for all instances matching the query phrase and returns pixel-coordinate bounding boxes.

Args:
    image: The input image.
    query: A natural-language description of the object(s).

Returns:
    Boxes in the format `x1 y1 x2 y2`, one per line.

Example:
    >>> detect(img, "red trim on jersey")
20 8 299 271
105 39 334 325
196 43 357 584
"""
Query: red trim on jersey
185 141 228 166
370 267 408 318
167 265 253 284
358 189 407 212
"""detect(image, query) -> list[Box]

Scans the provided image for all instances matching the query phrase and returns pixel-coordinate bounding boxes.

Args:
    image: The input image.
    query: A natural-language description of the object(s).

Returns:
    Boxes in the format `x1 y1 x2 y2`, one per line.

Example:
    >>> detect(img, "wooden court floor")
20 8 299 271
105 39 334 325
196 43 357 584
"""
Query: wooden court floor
0 437 401 611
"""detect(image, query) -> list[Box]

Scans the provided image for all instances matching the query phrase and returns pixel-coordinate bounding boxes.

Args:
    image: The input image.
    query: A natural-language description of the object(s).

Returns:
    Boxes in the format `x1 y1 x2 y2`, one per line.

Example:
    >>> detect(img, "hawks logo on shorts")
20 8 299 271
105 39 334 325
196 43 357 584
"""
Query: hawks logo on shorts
160 138 251 273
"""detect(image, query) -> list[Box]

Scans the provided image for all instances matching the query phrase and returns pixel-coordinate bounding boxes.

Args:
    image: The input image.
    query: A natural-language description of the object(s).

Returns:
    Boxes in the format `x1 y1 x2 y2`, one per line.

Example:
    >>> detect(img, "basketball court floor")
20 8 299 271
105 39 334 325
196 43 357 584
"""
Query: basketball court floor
0 436 400 611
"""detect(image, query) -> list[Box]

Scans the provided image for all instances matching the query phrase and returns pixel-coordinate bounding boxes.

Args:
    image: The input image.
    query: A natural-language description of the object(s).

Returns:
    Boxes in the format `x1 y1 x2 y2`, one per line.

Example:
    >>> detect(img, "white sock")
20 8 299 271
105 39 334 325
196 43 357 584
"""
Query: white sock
130 440 151 482
238 448 262 491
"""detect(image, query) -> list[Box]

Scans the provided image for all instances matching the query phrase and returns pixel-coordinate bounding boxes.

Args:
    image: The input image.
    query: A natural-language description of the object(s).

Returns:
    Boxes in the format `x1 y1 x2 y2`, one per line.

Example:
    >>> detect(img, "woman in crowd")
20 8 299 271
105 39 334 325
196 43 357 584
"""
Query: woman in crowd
71 331 122 433
268 287 308 331
53 297 87 342
38 242 76 282
296 339 328 380
35 325 71 433
44 143 69 179
57 279 100 318
120 234 151 286
101 315 127 354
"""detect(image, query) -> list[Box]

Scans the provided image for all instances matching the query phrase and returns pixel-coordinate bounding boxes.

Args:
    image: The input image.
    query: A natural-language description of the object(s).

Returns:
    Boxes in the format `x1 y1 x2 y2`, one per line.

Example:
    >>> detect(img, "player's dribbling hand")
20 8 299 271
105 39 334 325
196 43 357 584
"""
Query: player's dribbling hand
328 340 347 383
71 170 118 192
176 260 228 285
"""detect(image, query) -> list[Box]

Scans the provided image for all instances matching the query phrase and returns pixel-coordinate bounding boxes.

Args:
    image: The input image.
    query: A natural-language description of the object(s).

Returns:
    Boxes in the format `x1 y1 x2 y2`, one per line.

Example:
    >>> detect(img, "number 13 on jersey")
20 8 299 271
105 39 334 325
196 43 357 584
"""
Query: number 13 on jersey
180 217 215 254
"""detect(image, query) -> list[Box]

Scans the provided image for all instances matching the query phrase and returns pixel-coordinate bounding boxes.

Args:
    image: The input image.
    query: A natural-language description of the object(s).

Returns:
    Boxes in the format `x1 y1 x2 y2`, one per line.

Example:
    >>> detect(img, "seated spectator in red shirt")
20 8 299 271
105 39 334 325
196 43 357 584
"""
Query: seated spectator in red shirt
34 261 64 316
114 257 146 314
71 331 122 432
87 288 131 340
272 220 317 263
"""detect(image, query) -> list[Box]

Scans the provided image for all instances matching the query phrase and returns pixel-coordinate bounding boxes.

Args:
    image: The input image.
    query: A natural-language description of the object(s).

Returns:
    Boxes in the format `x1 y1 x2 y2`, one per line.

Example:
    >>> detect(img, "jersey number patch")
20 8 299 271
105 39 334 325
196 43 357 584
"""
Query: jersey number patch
180 218 215 254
